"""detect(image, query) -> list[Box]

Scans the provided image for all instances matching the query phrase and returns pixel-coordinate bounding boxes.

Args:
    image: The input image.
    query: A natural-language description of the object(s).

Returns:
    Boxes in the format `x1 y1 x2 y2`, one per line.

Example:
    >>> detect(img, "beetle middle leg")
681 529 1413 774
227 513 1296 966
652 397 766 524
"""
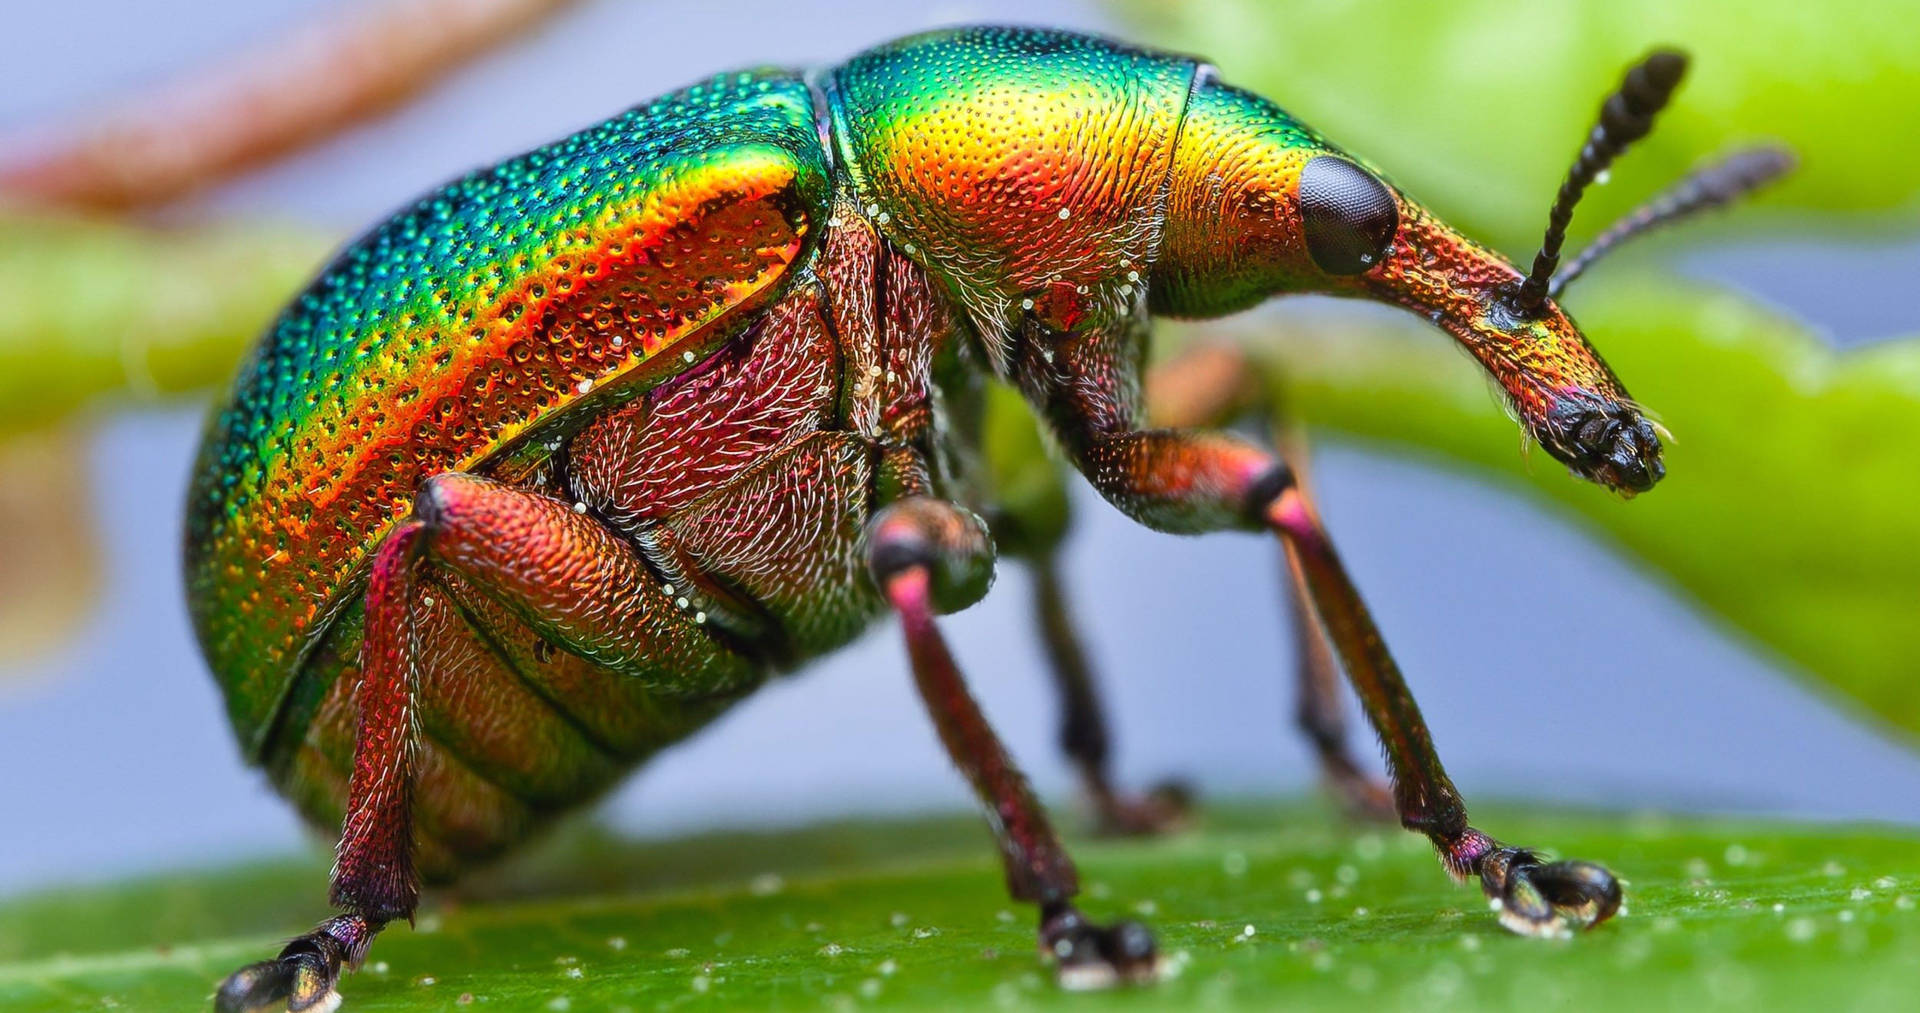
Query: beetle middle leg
1026 550 1193 835
867 494 1161 988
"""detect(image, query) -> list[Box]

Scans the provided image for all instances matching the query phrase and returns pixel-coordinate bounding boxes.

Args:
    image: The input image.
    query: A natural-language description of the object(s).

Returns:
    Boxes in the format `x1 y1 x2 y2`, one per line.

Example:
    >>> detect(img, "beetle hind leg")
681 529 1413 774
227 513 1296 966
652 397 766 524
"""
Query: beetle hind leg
1027 551 1191 836
217 519 426 1011
869 495 1161 987
214 914 372 1013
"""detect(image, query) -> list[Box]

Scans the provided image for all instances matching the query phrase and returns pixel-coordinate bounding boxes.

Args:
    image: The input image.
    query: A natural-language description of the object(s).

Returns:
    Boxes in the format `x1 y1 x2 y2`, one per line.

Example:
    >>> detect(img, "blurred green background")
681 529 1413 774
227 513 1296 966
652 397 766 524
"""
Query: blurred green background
1 1 1918 1008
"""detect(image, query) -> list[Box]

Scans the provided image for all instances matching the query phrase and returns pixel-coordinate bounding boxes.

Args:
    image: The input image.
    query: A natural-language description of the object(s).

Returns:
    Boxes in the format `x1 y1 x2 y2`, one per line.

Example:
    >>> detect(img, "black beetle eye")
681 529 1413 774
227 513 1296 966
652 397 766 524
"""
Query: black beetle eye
1299 155 1399 276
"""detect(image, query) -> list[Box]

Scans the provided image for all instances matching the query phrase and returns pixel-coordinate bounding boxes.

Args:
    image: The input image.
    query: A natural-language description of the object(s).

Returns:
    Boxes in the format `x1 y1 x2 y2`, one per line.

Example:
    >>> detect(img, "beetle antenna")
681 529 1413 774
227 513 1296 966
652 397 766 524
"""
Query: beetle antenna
1509 49 1689 316
1548 145 1795 298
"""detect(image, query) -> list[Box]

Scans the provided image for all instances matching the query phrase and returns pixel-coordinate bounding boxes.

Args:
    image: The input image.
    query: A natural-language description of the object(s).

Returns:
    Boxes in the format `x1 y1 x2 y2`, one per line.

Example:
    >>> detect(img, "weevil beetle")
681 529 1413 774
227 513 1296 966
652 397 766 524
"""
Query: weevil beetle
190 25 1789 1010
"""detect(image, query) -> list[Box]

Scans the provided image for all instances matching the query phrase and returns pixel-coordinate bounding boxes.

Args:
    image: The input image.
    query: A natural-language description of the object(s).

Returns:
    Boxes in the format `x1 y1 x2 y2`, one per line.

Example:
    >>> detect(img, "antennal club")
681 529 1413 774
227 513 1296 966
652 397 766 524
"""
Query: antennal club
1510 49 1689 316
1549 145 1796 298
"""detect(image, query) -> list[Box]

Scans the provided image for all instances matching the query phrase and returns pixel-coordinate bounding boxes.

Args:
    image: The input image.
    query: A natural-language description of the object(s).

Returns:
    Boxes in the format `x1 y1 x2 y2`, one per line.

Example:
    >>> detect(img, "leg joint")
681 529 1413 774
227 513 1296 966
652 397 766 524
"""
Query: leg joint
1242 461 1297 524
866 498 996 614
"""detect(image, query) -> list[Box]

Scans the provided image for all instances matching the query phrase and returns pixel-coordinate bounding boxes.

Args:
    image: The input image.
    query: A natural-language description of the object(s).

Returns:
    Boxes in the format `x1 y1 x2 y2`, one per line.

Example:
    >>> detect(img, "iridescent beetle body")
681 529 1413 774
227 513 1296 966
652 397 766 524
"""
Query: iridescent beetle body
192 26 1785 1011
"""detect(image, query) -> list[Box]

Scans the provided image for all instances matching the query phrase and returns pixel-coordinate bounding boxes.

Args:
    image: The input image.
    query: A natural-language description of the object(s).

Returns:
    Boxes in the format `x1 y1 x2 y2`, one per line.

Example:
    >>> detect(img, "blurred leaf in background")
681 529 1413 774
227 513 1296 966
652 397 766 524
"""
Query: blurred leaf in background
0 213 325 439
0 429 98 666
1117 0 1920 245
0 213 323 662
1114 0 1920 736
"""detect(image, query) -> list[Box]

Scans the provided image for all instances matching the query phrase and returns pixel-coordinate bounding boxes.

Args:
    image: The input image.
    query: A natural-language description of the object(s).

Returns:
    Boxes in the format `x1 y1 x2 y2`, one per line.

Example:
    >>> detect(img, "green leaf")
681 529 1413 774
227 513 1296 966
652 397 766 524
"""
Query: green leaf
1163 272 1920 735
1114 0 1920 250
0 212 328 437
2 803 1915 1011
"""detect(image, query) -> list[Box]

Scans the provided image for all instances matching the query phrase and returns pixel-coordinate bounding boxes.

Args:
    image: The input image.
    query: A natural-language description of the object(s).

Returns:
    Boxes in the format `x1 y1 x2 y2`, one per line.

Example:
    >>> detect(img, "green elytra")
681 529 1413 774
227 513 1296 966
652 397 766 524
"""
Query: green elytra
197 25 1689 1009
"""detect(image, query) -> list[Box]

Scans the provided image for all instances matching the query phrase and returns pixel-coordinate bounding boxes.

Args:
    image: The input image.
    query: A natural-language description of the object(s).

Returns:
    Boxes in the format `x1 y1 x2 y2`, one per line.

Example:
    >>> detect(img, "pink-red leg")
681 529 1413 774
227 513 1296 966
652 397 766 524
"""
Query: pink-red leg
868 497 1159 988
1020 320 1619 937
217 522 424 1013
1144 344 1388 817
1281 544 1393 821
1070 427 1619 935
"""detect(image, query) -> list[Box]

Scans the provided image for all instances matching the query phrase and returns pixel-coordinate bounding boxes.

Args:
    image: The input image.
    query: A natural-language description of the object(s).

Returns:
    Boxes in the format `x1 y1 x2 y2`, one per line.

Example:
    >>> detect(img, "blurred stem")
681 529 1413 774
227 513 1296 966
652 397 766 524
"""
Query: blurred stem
0 0 582 211
0 213 330 436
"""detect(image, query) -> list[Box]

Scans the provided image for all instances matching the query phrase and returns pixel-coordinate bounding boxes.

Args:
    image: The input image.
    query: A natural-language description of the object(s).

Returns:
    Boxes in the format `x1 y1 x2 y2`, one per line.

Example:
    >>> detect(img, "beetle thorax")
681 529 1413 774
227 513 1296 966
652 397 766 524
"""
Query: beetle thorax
825 26 1202 369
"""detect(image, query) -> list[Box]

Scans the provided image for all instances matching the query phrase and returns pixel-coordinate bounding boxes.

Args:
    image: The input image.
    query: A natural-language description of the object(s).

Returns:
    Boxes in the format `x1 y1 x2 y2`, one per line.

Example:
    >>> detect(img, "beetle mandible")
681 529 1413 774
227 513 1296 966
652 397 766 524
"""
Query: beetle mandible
189 25 1790 1010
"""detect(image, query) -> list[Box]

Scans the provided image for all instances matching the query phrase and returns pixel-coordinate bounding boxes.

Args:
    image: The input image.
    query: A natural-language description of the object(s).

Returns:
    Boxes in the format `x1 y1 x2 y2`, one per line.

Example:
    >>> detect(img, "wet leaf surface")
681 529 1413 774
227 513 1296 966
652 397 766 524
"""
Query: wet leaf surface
2 802 1916 1011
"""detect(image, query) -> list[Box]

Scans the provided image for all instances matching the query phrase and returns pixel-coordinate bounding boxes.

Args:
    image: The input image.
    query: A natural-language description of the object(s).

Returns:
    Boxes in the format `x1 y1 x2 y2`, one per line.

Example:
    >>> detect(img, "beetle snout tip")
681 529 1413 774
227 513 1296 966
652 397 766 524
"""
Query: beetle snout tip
1547 407 1666 496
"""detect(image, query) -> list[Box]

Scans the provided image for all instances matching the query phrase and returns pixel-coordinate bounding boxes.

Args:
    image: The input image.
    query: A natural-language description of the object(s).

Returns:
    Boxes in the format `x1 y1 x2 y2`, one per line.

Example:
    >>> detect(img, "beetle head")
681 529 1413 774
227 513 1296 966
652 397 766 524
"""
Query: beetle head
1154 52 1788 498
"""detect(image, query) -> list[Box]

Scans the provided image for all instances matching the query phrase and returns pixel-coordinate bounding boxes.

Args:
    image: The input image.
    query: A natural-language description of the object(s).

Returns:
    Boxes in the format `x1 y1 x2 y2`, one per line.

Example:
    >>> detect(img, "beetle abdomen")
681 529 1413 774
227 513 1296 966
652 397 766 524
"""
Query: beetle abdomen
186 69 832 756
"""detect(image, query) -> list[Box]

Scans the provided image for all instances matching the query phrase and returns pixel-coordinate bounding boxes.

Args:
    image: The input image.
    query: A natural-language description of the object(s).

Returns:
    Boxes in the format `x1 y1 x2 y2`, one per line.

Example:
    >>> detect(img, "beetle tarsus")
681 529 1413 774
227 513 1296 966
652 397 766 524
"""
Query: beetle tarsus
214 919 360 1013
874 495 1166 987
1040 902 1163 990
1088 778 1194 837
1442 829 1622 937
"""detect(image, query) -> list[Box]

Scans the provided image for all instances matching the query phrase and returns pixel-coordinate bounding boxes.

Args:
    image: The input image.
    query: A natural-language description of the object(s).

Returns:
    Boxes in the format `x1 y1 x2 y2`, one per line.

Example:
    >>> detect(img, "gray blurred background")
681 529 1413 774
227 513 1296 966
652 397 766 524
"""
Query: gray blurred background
2 0 1917 898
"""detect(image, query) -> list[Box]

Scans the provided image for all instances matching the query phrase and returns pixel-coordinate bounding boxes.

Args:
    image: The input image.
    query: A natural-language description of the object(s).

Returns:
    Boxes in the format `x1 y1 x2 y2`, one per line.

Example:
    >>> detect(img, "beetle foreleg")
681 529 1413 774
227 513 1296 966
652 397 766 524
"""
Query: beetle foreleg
1046 407 1621 936
866 497 1161 989
1279 543 1393 821
1261 473 1621 936
1142 343 1399 820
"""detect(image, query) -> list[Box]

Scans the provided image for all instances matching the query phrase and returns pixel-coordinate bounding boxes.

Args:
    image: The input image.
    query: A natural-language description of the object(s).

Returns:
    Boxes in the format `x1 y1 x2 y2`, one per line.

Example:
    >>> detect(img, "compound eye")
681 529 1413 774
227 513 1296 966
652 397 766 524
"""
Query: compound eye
1299 155 1398 276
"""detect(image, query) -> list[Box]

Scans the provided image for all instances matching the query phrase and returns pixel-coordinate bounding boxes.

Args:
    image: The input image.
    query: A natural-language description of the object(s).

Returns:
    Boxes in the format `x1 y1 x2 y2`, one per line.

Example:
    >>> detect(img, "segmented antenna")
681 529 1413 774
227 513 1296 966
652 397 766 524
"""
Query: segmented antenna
1510 49 1689 316
1549 145 1796 298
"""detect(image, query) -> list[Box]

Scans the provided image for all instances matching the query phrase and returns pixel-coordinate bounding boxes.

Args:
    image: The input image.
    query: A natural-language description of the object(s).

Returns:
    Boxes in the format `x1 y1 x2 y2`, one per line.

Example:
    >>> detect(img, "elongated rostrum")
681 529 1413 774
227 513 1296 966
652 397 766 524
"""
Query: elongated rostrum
187 26 1788 1011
